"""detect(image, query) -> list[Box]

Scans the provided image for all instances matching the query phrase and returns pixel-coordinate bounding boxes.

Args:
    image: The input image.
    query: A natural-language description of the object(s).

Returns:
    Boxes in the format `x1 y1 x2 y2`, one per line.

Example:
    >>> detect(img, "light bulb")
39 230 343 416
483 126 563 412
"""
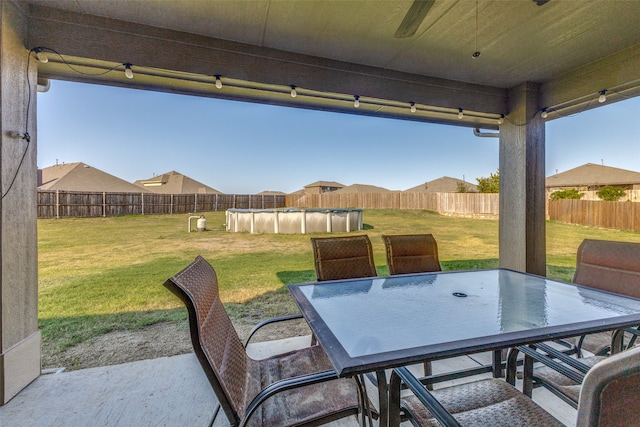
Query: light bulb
354 96 360 108
124 63 133 79
541 110 548 119
215 75 222 89
598 90 607 103
457 108 464 119
410 102 416 113
34 48 48 63
290 85 297 98
498 115 504 125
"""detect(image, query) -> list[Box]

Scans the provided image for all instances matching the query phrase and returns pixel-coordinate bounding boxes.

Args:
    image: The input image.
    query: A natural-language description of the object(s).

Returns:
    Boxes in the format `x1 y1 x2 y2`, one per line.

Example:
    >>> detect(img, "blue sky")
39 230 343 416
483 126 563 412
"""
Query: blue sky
37 80 639 194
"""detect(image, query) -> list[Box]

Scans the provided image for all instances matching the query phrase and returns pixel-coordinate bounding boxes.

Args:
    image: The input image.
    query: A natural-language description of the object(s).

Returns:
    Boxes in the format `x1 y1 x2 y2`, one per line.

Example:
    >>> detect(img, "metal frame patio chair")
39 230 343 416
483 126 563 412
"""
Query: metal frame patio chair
571 239 640 356
310 235 377 281
164 256 374 427
389 366 564 426
506 239 640 407
382 234 441 275
390 345 640 426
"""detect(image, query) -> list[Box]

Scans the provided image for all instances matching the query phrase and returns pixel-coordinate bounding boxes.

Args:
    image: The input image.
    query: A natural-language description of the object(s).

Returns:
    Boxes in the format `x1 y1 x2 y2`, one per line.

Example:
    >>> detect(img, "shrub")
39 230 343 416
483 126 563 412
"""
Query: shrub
476 169 500 193
456 182 471 193
596 186 627 201
549 189 584 200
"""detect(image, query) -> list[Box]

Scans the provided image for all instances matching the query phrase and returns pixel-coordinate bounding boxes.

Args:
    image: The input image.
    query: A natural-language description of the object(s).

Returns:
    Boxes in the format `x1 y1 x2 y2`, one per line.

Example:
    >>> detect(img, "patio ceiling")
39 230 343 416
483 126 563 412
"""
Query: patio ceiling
23 0 640 127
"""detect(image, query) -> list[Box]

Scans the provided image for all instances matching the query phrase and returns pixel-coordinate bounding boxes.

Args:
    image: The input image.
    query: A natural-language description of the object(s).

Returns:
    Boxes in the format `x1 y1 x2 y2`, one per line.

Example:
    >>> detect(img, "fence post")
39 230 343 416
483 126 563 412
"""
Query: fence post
56 189 60 219
194 193 197 213
103 192 106 217
141 192 144 215
170 194 173 215
215 193 218 211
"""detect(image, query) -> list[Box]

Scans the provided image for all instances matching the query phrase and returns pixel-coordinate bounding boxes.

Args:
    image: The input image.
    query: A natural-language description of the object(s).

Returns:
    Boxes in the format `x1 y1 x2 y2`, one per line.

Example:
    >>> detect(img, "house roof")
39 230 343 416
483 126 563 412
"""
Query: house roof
546 163 640 188
332 183 391 194
404 176 478 193
303 181 345 189
134 171 222 194
257 190 286 196
38 162 150 193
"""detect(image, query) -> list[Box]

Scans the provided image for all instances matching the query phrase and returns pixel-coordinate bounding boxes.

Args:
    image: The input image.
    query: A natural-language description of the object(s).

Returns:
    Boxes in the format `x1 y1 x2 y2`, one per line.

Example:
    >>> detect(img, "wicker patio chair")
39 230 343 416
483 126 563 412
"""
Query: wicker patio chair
164 256 373 427
507 239 640 407
390 346 640 426
571 239 640 356
575 345 640 426
310 235 377 281
389 366 564 426
382 234 441 275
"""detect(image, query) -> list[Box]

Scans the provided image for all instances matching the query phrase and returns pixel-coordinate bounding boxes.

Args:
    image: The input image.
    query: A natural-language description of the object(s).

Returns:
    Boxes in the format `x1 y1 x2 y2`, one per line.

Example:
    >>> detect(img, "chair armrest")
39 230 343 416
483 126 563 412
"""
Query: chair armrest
244 313 305 347
391 367 462 427
239 369 339 427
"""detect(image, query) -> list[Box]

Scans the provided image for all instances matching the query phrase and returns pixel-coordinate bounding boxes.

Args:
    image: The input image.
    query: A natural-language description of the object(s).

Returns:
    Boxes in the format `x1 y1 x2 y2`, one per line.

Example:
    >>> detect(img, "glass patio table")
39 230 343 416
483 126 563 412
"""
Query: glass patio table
288 268 640 426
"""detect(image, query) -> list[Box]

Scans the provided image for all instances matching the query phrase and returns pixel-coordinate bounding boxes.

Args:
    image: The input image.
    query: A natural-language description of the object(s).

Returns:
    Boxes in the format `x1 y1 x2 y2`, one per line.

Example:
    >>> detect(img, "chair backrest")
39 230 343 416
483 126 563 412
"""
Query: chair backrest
164 256 250 425
573 239 640 298
382 234 441 275
310 235 377 281
576 346 640 426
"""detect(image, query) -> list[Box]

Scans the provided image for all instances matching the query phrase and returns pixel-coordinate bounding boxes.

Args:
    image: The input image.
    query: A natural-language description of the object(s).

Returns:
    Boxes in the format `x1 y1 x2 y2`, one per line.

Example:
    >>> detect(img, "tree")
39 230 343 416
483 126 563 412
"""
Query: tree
476 169 500 193
596 186 626 201
456 181 471 193
549 189 584 200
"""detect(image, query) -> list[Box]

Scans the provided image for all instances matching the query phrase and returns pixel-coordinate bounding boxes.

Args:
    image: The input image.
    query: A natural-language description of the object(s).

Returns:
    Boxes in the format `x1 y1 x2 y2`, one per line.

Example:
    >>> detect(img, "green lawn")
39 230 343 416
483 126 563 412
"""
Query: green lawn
38 209 640 359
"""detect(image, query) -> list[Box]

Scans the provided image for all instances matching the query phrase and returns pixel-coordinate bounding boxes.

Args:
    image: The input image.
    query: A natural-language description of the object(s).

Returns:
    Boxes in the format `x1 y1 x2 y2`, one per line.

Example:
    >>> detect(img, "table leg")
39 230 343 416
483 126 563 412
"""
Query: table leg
523 353 534 397
492 349 503 378
376 370 389 427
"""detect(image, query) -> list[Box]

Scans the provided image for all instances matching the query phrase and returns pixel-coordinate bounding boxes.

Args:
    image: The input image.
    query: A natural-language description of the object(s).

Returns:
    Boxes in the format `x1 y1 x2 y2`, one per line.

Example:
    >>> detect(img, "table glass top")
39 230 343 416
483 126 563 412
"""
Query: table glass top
290 269 640 363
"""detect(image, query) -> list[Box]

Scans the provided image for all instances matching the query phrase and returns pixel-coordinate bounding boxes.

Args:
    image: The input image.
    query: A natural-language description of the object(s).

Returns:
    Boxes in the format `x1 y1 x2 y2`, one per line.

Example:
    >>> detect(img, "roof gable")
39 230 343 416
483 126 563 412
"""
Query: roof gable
38 162 150 193
404 176 478 193
546 163 640 188
134 170 222 194
332 183 391 194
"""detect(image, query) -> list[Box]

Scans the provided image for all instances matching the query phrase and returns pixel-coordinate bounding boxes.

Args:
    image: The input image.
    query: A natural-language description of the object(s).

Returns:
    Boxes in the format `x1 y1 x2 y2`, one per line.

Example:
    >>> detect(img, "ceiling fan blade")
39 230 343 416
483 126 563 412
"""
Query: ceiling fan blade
394 0 435 38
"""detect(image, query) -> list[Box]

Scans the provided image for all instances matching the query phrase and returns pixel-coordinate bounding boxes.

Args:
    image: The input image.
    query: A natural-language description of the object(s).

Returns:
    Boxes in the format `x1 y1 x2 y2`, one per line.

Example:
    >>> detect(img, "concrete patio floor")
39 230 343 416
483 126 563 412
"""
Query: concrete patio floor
1 336 577 427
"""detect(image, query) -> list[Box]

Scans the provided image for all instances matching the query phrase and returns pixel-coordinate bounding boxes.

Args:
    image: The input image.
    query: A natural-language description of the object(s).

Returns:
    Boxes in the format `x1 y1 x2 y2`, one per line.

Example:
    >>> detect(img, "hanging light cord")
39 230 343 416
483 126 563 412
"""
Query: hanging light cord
2 49 34 200
31 47 124 76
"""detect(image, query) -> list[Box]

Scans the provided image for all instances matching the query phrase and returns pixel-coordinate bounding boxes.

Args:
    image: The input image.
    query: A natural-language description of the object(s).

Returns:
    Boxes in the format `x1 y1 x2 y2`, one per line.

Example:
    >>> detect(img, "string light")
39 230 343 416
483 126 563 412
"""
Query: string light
598 89 607 103
541 109 548 119
124 63 133 79
498 114 504 125
33 47 48 63
26 45 530 124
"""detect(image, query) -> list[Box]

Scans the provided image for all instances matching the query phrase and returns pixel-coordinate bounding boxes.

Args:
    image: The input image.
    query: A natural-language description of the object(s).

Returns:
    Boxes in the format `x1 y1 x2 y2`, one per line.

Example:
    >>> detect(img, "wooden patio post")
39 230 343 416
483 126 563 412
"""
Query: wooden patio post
499 82 546 275
0 1 41 404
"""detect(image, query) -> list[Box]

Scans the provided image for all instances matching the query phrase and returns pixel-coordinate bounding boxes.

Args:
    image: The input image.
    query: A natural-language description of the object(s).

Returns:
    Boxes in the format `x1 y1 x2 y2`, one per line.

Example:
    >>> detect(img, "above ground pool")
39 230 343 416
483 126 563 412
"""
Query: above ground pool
225 208 363 234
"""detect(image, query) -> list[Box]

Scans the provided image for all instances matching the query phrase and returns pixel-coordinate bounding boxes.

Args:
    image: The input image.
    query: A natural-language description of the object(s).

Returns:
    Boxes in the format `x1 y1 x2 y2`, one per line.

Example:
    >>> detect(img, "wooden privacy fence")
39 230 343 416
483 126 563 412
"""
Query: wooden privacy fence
286 192 500 215
37 191 286 218
548 199 640 232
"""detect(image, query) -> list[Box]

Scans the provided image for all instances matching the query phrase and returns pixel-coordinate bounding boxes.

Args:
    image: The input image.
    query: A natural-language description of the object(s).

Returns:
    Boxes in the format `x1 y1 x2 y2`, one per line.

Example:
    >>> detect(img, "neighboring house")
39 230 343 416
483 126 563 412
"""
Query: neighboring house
302 180 345 194
404 176 478 193
546 163 640 191
332 183 391 193
546 163 640 202
134 171 222 194
38 162 150 193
